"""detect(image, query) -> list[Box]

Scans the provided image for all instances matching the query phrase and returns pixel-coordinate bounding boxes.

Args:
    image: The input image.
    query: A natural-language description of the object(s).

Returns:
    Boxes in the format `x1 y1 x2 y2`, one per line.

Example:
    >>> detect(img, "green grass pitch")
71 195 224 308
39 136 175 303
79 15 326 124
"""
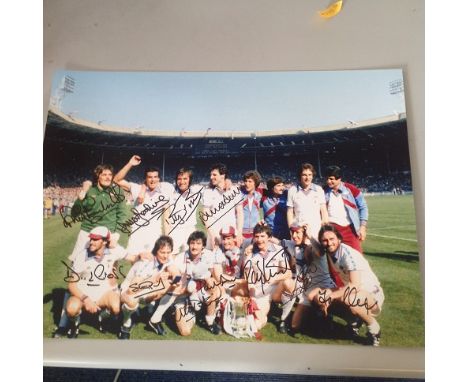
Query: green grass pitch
43 194 424 347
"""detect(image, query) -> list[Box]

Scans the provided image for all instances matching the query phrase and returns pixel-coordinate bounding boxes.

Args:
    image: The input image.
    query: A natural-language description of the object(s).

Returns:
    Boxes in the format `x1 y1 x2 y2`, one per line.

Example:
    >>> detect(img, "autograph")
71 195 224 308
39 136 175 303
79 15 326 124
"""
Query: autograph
128 278 167 299
61 185 126 228
176 295 224 323
166 186 204 234
116 195 170 235
318 286 378 315
342 286 378 314
243 248 291 294
199 186 243 229
62 260 127 285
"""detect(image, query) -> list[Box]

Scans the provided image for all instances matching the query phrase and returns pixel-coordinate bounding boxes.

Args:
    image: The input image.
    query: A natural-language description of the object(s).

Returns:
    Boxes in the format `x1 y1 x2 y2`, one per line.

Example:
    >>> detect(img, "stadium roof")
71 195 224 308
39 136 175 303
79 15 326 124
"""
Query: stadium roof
47 106 407 138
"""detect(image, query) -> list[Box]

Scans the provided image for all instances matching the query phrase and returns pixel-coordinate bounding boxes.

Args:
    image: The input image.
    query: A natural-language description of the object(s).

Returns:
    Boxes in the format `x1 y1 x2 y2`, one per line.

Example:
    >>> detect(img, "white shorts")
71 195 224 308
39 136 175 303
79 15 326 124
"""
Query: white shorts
79 282 118 303
251 283 280 300
368 285 385 317
126 226 162 256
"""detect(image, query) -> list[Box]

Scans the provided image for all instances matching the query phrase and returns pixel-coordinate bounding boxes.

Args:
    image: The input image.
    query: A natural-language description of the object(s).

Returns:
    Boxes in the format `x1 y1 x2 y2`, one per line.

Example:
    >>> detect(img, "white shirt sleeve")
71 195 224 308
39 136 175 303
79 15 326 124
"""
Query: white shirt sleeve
318 185 326 205
286 186 295 208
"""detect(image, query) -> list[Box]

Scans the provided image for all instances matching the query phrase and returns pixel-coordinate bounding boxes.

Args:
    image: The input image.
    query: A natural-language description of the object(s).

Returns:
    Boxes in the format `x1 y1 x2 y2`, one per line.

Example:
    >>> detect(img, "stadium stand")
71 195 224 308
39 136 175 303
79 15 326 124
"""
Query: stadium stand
44 108 412 193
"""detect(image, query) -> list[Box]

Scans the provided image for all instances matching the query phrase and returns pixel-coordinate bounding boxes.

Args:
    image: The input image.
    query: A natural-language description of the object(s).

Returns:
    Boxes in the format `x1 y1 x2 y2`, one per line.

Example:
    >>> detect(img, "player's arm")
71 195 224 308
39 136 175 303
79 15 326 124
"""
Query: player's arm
113 155 142 192
348 183 369 241
286 207 295 228
235 203 244 247
320 203 329 225
70 180 92 217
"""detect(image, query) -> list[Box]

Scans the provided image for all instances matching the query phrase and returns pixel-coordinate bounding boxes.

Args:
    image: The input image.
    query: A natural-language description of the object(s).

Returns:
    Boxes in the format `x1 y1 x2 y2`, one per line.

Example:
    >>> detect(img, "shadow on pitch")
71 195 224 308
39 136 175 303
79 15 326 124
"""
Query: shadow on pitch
366 251 419 263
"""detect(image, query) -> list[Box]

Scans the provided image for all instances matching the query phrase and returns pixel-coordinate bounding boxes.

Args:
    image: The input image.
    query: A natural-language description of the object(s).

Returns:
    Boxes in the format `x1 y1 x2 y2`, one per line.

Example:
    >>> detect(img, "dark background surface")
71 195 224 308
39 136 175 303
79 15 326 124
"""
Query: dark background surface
43 367 424 381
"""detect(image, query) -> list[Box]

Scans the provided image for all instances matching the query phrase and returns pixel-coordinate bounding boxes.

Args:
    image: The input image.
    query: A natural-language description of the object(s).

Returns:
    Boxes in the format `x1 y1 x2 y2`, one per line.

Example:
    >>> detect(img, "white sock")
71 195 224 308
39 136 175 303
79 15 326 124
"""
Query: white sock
122 303 137 328
58 293 71 327
150 294 177 324
205 314 215 326
367 320 380 334
280 293 295 321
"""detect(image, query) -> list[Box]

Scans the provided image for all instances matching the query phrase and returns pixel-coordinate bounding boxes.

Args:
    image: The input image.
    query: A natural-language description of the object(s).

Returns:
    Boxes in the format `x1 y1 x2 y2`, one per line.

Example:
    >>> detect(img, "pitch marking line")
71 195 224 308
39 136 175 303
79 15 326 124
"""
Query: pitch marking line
367 233 418 242
369 224 416 231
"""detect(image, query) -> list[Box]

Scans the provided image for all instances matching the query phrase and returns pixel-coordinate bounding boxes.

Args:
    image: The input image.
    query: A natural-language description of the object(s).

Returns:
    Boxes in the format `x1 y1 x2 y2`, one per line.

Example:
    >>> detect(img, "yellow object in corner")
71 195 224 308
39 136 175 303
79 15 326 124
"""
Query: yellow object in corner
319 0 343 19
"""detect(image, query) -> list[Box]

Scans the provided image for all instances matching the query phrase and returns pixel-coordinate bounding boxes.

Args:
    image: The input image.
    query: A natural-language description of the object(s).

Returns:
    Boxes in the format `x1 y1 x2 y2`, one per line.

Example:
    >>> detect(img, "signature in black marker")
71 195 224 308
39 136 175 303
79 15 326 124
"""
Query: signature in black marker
62 260 127 285
342 286 378 314
166 186 204 234
128 278 167 299
61 186 126 228
199 186 243 229
243 248 291 294
116 195 170 235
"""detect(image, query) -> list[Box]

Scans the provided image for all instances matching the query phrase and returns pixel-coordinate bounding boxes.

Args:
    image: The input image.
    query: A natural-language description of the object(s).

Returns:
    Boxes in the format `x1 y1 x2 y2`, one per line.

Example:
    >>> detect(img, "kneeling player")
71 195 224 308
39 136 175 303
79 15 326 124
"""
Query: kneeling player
289 239 336 336
178 231 223 335
311 225 385 346
60 227 129 338
243 224 292 332
118 235 180 339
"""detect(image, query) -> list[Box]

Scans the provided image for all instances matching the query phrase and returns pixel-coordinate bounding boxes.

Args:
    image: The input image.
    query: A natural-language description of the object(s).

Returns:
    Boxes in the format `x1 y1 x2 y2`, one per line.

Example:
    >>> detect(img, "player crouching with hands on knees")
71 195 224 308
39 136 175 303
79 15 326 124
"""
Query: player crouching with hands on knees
243 224 292 336
118 236 181 339
309 224 385 346
61 227 129 339
168 231 223 336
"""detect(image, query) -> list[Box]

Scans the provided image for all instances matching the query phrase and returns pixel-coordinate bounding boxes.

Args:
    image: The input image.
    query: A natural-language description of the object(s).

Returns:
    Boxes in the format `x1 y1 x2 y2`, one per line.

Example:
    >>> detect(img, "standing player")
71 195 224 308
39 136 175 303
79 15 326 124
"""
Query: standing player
313 225 384 346
113 155 174 257
287 163 329 241
57 227 129 338
323 165 369 253
200 163 243 250
118 236 181 339
166 168 203 255
67 163 128 262
240 170 263 240
261 176 289 240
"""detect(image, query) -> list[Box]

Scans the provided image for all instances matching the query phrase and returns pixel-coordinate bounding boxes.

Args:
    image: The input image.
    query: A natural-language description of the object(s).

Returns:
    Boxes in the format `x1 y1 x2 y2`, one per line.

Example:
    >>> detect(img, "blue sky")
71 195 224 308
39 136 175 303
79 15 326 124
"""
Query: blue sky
49 69 405 132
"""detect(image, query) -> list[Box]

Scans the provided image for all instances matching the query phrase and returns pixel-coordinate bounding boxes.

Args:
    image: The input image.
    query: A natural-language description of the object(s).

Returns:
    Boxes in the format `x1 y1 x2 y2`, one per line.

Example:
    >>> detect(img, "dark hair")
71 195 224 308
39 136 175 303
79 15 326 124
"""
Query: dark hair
175 167 193 187
93 164 114 184
152 235 174 255
253 223 272 237
243 170 262 188
187 230 207 247
210 163 229 178
144 167 160 177
325 165 342 180
318 224 343 242
266 176 284 197
304 240 323 265
297 163 316 179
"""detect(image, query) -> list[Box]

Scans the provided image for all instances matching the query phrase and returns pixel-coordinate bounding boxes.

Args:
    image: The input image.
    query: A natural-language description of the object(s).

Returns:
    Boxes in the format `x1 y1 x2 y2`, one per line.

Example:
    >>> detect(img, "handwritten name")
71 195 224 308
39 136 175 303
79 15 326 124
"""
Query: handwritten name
62 260 127 285
342 286 378 314
116 195 170 235
199 186 243 229
128 278 167 299
166 186 204 234
243 248 291 294
61 186 126 228
176 295 224 323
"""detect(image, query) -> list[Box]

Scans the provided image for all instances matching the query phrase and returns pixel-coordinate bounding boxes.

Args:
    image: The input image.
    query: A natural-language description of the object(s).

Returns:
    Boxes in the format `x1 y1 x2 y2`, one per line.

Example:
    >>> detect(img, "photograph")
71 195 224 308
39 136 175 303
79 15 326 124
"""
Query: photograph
43 69 423 348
